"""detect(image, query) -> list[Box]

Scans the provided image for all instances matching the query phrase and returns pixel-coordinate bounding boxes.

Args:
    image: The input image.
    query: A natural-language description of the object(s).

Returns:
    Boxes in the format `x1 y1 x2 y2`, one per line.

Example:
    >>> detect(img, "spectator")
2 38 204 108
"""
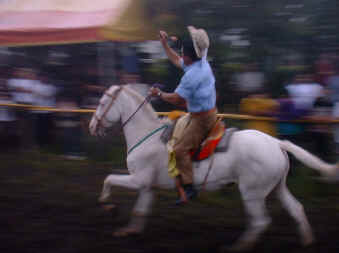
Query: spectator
276 96 305 145
55 92 86 160
31 69 57 149
314 53 335 86
82 84 105 109
239 92 278 136
233 62 266 98
0 84 17 151
7 67 37 149
276 96 307 172
7 67 35 106
278 73 323 150
305 89 333 160
285 73 323 117
327 64 339 154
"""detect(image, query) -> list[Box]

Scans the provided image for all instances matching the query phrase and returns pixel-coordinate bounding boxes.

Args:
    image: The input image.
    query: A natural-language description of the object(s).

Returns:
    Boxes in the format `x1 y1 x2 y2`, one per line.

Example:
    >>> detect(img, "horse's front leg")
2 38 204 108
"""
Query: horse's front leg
98 174 154 236
114 188 154 237
99 174 141 203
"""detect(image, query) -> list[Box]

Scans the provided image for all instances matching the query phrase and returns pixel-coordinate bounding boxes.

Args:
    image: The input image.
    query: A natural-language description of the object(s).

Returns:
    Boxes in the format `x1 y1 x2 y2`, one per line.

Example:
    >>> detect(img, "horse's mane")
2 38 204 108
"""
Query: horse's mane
122 84 160 123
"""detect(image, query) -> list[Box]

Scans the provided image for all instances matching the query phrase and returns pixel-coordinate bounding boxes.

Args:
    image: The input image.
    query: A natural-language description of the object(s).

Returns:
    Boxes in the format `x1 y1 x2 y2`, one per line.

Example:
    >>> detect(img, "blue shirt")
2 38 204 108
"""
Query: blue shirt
175 57 216 112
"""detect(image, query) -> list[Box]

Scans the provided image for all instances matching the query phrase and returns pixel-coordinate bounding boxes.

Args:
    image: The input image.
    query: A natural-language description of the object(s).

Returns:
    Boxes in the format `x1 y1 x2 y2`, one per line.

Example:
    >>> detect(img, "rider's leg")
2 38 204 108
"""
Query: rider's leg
173 115 214 203
173 112 217 204
175 175 188 203
173 139 195 204
174 148 198 204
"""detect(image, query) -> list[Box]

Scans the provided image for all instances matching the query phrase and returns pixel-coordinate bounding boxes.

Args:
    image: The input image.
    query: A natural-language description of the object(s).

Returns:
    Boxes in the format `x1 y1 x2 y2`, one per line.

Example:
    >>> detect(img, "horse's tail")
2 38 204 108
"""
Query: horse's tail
279 140 339 177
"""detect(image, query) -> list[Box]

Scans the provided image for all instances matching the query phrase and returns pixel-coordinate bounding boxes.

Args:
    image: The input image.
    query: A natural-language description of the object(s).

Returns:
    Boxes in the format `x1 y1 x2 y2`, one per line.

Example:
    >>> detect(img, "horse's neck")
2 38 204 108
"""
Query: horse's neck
119 89 162 150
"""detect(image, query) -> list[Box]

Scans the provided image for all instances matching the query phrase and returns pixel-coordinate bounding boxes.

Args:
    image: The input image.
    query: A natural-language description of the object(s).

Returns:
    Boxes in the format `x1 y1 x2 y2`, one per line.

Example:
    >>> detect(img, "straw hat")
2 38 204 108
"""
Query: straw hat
187 26 210 58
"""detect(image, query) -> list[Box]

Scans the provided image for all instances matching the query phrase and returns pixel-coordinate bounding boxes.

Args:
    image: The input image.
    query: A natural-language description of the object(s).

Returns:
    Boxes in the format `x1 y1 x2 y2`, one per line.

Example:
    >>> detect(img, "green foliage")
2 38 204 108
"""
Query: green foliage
146 0 339 105
221 62 244 72
147 60 170 83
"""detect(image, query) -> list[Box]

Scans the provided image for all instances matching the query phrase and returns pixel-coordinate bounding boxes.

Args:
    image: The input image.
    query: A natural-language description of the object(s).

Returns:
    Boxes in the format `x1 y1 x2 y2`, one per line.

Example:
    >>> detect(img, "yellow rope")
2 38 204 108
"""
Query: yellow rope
1 103 339 123
0 103 95 113
158 111 339 123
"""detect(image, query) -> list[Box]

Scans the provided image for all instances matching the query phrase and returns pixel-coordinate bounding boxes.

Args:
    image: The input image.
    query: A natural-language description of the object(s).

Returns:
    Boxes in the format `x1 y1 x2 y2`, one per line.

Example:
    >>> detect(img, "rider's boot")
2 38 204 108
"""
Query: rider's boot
183 184 197 200
175 176 197 205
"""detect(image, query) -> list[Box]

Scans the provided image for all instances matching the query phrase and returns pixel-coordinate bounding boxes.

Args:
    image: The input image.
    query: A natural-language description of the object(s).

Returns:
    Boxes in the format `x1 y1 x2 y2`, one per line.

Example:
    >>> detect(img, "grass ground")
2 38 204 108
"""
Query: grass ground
1 144 339 253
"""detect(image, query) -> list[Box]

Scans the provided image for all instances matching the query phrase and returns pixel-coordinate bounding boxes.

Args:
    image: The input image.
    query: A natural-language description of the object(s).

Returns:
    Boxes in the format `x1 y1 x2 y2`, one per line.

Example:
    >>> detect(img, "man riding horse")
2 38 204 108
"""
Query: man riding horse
149 26 217 205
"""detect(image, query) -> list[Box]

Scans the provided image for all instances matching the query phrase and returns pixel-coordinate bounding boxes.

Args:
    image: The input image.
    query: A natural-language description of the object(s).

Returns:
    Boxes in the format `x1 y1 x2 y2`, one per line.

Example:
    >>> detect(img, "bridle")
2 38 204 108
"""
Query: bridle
93 86 152 131
93 86 122 129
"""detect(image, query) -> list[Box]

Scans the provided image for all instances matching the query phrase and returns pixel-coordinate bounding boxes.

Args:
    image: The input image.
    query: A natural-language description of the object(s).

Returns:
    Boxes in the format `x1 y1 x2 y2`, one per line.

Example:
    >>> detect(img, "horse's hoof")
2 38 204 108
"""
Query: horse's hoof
228 241 255 252
301 234 316 247
97 201 116 211
113 230 128 237
103 204 116 212
218 245 232 253
97 201 118 218
113 227 141 237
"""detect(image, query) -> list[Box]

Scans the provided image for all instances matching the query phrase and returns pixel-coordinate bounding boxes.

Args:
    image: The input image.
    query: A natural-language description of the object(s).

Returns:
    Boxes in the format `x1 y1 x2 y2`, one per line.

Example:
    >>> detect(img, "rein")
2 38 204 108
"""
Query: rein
121 94 152 128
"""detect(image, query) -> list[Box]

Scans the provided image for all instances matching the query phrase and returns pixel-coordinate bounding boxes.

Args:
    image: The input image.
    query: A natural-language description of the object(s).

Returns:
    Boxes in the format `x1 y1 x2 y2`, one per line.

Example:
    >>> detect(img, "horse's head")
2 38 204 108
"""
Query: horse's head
89 86 123 136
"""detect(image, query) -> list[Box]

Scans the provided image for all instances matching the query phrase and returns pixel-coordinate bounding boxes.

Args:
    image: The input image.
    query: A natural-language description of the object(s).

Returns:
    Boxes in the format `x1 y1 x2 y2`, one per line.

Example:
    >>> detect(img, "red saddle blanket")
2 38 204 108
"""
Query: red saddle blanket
190 120 225 161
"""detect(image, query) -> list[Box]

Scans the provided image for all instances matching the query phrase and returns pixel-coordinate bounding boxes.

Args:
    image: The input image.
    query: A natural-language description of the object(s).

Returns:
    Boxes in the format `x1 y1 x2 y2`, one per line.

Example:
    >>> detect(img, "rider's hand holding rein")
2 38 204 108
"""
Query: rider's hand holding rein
149 86 186 108
149 87 162 98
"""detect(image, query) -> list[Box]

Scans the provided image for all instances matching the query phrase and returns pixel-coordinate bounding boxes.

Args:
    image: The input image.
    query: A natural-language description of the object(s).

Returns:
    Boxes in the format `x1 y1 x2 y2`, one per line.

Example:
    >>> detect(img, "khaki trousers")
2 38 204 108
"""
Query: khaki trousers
173 110 217 184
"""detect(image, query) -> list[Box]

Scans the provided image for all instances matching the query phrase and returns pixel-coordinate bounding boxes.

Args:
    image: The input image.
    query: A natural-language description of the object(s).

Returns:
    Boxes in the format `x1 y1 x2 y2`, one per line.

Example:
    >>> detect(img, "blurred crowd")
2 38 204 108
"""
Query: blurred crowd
0 42 146 160
238 53 339 161
0 65 105 159
1 50 339 162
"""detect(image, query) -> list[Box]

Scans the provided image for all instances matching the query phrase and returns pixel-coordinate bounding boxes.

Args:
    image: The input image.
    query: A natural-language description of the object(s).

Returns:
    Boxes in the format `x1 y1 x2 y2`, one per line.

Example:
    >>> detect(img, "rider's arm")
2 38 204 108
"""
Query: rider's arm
159 31 182 68
160 91 186 108
149 87 186 108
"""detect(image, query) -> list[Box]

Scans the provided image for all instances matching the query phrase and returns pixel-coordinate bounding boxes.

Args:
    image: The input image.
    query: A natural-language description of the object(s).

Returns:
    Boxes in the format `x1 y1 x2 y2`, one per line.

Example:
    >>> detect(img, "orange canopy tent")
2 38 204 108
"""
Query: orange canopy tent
0 0 157 47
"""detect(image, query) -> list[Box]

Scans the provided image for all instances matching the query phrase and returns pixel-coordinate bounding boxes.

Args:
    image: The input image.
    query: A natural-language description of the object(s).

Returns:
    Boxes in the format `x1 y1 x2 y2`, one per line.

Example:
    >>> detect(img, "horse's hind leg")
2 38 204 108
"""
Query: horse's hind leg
230 197 271 251
276 174 315 246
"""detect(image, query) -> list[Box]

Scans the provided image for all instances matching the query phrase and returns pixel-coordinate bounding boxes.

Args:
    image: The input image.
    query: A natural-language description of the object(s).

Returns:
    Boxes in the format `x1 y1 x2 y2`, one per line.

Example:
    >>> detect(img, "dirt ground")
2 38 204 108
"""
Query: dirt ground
1 151 339 253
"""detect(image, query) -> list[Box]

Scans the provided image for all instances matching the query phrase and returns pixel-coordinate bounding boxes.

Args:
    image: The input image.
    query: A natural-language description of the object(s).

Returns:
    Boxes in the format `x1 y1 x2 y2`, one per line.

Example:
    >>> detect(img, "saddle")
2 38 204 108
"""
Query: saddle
162 111 236 161
190 118 225 161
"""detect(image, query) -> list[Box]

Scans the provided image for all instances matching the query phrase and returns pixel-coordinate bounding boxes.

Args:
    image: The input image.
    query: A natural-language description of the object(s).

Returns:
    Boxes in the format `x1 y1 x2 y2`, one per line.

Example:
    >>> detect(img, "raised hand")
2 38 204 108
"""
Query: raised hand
159 31 168 44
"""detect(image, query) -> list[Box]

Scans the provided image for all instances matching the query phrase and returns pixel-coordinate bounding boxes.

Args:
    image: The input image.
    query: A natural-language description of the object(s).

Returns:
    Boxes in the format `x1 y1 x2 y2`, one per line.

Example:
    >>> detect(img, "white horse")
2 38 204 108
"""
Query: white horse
89 84 338 251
